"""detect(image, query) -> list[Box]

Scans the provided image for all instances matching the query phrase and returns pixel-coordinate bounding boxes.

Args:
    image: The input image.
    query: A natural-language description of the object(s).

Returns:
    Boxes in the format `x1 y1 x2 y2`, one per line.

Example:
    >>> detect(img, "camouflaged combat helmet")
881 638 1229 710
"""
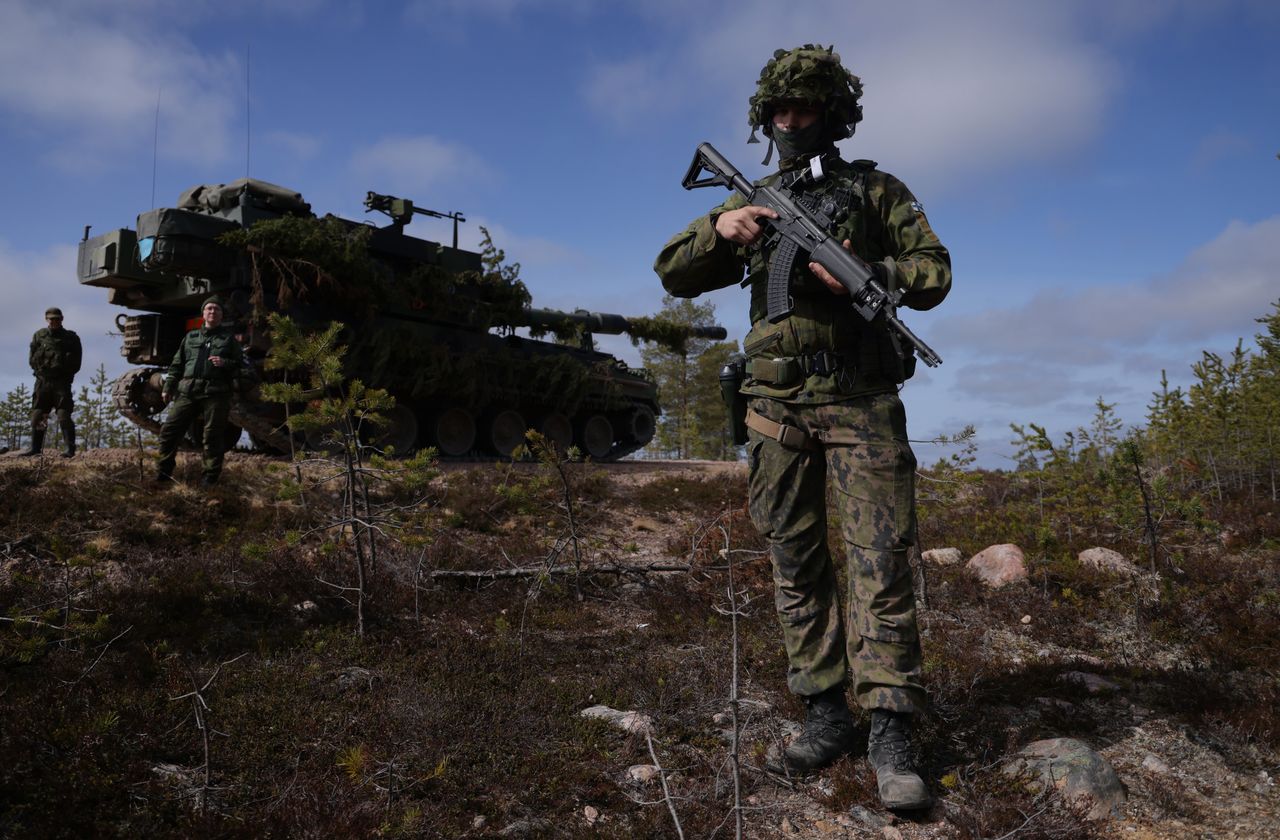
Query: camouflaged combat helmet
748 45 864 142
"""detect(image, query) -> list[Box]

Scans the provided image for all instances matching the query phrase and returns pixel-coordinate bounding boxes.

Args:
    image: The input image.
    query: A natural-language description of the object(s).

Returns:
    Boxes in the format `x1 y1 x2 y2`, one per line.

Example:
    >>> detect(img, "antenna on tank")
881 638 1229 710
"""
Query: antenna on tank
245 43 251 179
151 88 161 207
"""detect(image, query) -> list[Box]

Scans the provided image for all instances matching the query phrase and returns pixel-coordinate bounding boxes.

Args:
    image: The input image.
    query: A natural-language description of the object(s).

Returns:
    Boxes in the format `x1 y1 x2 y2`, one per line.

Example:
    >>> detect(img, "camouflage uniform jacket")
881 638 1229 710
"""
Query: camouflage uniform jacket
29 327 83 381
164 325 245 398
654 154 950 403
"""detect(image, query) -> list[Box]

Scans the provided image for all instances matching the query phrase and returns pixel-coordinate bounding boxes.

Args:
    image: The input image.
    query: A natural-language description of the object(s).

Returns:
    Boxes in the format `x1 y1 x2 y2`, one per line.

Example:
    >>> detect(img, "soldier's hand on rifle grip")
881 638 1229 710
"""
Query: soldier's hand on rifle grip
714 206 779 246
809 239 855 296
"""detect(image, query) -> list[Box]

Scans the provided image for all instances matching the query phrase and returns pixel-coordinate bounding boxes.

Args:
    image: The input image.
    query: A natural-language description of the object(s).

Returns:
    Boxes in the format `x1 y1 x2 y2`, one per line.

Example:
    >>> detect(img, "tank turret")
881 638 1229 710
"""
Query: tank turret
79 180 724 460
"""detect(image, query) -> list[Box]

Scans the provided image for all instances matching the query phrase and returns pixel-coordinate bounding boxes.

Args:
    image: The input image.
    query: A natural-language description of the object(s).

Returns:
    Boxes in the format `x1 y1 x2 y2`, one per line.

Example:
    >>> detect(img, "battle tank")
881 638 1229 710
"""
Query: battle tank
77 179 726 460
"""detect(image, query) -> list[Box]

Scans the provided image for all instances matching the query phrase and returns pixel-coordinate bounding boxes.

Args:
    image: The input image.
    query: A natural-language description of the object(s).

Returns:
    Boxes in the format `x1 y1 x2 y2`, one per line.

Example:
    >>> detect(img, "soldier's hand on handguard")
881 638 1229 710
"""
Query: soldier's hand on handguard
714 206 779 246
809 239 855 296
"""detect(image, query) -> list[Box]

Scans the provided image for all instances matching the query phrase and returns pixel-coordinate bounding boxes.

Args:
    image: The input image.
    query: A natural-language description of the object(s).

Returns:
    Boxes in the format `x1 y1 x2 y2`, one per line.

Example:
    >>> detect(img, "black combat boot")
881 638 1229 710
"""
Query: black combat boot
782 685 856 774
868 709 932 810
19 429 44 457
59 421 76 458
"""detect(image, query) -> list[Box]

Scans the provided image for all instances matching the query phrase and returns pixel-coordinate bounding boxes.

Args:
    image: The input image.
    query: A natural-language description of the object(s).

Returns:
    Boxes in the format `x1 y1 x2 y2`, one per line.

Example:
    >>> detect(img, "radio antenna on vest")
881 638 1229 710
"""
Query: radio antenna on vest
245 43 251 179
151 88 161 207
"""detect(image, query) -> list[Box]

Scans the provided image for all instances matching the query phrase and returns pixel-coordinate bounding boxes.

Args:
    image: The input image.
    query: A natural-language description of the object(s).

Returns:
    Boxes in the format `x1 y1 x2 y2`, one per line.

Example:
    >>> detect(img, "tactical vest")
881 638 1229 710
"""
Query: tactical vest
166 326 243 397
739 157 912 404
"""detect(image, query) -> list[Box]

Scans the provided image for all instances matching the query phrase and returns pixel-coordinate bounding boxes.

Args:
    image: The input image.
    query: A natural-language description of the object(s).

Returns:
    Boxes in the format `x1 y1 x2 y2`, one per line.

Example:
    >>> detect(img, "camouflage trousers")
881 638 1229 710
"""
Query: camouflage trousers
157 394 232 482
30 377 74 430
746 393 925 713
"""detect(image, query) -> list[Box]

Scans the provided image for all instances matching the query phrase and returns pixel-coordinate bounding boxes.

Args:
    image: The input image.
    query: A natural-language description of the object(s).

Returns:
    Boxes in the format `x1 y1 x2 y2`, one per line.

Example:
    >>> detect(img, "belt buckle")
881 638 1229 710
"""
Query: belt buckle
812 350 841 376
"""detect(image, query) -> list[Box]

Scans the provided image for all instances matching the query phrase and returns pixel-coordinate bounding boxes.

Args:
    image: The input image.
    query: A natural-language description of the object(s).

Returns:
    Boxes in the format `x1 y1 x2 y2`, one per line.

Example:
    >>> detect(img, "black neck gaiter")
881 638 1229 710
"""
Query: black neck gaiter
772 119 829 163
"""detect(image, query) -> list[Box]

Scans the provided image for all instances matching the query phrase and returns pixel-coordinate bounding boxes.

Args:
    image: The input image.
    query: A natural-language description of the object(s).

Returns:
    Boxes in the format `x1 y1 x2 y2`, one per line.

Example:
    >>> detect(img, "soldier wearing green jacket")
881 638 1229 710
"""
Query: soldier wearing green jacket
654 46 951 809
20 307 82 457
155 296 245 485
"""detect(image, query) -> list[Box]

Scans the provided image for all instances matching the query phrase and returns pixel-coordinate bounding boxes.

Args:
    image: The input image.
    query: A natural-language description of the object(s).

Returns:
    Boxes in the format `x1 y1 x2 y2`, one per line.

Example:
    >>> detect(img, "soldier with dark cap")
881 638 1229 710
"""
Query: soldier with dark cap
20 307 82 457
654 45 951 809
155 296 245 486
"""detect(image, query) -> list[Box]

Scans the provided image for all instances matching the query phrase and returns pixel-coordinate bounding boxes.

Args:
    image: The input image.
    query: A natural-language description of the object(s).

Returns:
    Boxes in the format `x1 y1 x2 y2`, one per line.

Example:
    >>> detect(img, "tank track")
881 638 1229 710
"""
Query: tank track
113 368 298 454
112 368 166 437
114 368 642 461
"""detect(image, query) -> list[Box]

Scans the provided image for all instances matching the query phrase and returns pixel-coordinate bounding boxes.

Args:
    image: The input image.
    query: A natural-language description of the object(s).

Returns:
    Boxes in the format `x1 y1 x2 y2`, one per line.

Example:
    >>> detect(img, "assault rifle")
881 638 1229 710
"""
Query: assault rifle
681 142 942 368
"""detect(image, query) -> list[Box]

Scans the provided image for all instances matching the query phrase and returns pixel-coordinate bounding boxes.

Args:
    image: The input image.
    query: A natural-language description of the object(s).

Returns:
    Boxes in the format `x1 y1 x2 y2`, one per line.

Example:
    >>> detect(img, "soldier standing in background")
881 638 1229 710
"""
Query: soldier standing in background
155 296 244 486
654 46 950 809
20 307 82 458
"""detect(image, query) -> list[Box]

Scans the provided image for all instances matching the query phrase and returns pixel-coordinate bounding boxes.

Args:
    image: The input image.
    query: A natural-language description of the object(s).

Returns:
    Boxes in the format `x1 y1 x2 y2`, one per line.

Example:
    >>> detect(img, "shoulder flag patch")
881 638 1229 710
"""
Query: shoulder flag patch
910 200 925 214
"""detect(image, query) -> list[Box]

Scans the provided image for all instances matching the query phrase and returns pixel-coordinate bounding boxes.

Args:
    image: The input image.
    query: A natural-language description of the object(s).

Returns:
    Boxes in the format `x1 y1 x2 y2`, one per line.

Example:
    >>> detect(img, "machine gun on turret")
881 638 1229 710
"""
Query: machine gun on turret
364 191 466 247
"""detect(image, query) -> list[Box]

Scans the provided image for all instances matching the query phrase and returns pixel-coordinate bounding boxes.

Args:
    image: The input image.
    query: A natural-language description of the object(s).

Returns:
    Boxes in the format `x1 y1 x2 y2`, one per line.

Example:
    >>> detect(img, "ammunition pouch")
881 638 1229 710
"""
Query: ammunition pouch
748 351 854 389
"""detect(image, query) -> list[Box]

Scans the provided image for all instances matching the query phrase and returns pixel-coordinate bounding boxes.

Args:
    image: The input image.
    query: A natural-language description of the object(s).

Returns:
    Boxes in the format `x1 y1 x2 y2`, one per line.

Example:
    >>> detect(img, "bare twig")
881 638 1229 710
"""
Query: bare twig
645 731 685 840
428 562 693 581
718 522 744 840
65 624 133 686
169 652 249 815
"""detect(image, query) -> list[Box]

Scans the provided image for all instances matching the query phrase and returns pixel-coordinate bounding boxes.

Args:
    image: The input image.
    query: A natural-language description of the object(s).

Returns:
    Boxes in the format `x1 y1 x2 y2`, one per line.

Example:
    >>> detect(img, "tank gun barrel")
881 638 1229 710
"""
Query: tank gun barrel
522 308 629 335
519 308 728 345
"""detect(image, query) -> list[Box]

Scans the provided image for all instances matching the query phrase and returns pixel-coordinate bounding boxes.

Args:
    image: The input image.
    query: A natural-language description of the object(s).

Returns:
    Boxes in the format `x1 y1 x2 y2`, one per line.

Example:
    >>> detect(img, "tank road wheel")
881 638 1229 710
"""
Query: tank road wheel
483 409 527 458
619 405 656 447
431 406 476 457
369 404 419 456
576 414 614 460
536 412 573 454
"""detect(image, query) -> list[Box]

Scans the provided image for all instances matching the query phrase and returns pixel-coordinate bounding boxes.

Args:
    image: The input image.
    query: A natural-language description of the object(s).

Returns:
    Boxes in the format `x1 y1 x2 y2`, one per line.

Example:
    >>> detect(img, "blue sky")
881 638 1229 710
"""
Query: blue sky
1 0 1277 465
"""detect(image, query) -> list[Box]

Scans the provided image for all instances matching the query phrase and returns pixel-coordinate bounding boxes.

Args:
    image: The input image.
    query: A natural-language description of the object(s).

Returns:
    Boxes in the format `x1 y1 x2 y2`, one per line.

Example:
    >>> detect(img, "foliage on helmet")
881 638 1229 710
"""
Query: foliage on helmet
748 45 864 140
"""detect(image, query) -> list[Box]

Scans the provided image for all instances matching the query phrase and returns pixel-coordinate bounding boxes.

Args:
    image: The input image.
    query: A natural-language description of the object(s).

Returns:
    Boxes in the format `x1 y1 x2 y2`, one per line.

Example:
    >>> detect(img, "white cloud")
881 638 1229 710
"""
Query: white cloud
348 134 493 196
0 241 130 396
936 215 1280 363
581 0 1122 190
926 214 1280 437
0 1 240 169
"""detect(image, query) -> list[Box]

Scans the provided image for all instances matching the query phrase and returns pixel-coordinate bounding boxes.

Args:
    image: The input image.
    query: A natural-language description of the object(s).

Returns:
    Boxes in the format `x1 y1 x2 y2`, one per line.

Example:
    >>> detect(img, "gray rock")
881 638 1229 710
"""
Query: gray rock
1078 547 1142 578
1005 737 1126 820
967 544 1028 588
325 666 375 697
1141 753 1171 774
848 805 888 828
626 763 660 784
1033 696 1077 715
1057 671 1120 695
580 704 653 735
922 547 963 566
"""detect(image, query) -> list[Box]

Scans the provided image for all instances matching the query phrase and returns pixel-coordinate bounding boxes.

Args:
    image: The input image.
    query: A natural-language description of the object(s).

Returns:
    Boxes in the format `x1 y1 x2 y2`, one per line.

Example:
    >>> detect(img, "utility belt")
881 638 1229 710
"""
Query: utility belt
747 350 853 388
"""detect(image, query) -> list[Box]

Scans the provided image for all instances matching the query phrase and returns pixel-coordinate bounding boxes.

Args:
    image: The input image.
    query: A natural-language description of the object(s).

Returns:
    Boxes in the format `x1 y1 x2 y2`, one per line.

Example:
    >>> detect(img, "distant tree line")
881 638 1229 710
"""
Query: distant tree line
930 298 1280 568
